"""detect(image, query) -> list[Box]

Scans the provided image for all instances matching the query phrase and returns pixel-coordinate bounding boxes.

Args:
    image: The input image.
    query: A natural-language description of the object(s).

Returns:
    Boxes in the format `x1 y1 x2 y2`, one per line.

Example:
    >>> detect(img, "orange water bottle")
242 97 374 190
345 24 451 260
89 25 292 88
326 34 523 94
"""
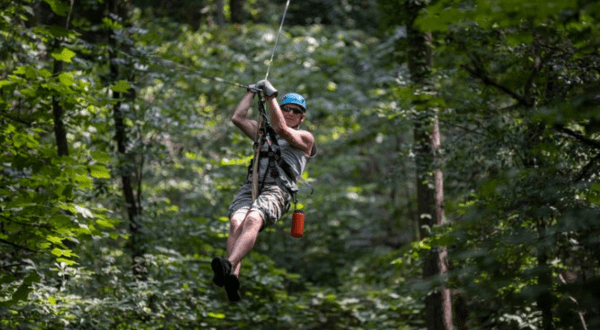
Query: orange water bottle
291 210 304 238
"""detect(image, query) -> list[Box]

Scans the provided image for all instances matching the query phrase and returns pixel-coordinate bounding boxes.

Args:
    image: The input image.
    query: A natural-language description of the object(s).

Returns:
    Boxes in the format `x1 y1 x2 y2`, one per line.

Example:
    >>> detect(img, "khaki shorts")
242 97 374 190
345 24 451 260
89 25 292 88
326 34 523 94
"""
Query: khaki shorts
228 183 292 230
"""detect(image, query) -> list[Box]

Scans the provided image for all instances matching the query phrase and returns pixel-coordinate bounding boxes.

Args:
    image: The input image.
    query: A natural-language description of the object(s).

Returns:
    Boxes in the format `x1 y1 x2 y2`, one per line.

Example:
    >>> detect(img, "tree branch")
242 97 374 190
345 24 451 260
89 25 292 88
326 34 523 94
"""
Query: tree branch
0 215 51 229
524 56 542 98
575 153 600 182
558 274 588 330
0 238 36 253
0 111 34 126
556 125 600 150
440 119 487 137
462 63 532 107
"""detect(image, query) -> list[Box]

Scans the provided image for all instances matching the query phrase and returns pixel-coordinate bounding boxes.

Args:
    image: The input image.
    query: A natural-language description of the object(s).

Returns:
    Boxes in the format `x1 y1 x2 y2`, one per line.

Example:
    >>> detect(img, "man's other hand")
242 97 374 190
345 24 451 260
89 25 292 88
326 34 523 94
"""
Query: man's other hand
256 80 278 98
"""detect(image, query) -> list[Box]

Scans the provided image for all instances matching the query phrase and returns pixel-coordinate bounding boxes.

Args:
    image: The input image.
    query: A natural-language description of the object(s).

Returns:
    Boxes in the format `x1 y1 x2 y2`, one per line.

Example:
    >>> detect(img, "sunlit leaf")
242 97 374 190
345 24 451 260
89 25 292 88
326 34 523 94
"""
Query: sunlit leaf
58 72 75 86
43 0 70 16
51 47 76 63
111 80 130 93
90 164 110 179
91 151 111 163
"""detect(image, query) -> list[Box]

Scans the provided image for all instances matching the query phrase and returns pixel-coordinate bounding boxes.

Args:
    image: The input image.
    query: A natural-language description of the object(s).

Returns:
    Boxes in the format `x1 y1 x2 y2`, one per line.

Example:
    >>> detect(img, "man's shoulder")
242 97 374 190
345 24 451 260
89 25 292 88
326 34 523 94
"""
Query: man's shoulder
296 129 316 157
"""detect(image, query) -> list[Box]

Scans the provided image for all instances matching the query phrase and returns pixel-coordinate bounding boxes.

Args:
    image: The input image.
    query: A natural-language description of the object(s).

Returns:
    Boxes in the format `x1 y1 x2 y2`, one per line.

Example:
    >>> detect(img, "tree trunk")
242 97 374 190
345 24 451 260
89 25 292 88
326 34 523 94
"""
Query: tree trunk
406 1 454 329
47 2 72 157
537 219 555 330
230 0 245 24
52 42 69 157
107 0 146 280
215 0 225 27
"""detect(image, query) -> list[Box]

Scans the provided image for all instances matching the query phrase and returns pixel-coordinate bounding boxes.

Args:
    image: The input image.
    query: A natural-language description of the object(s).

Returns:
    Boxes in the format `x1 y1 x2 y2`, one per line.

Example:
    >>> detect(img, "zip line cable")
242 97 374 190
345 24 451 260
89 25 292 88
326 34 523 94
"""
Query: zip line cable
251 0 292 200
264 0 292 81
157 57 248 89
116 49 248 89
151 56 248 89
114 2 302 201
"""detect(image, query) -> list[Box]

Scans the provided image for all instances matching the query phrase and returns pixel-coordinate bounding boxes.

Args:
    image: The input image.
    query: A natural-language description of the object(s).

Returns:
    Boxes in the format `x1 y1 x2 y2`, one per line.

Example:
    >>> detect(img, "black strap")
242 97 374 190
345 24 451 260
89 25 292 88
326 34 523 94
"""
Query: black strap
248 115 308 197
264 126 297 181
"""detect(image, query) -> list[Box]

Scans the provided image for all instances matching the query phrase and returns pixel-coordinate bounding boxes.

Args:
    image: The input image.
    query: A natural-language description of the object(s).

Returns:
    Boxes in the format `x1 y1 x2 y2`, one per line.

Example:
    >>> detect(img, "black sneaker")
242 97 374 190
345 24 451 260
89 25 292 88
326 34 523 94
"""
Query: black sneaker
211 257 232 287
224 274 241 302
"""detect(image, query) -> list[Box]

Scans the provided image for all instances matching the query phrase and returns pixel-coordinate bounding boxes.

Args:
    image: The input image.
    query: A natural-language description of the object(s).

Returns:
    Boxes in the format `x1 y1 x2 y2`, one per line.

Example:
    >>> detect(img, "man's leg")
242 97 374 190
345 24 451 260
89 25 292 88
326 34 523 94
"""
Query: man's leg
227 210 264 271
226 211 246 275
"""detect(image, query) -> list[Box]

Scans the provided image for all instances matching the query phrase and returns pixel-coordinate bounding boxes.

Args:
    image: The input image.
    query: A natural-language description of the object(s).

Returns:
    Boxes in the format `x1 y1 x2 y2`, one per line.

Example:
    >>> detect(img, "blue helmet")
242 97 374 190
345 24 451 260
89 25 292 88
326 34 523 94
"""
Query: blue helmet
279 93 306 112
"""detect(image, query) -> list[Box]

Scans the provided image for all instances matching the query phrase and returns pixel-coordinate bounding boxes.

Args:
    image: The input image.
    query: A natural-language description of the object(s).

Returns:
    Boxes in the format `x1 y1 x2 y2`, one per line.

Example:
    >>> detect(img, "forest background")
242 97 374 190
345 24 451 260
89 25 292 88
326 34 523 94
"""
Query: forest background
1 0 600 329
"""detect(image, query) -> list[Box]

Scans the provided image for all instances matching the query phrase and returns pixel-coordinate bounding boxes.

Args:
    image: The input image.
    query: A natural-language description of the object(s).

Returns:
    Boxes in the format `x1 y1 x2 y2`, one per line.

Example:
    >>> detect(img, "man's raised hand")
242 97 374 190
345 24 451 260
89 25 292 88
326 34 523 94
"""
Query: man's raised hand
247 83 259 94
256 80 278 98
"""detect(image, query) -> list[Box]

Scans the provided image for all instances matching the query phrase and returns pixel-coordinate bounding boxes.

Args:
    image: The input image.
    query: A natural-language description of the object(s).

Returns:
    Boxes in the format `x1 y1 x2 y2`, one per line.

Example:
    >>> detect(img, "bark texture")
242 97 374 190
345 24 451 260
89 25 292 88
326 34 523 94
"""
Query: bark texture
108 0 146 280
230 0 246 24
406 1 454 329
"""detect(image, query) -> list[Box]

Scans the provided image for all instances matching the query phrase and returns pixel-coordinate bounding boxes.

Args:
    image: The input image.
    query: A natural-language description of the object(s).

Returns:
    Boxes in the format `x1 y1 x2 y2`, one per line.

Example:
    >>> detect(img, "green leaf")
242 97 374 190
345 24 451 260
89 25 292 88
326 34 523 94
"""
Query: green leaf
5 124 16 134
58 72 75 86
0 275 16 285
74 205 93 218
51 248 63 256
38 69 52 78
111 80 130 93
56 258 77 266
51 47 76 63
1 272 42 307
48 296 56 305
96 220 114 229
91 151 111 163
47 236 63 245
417 240 431 250
0 80 14 88
14 66 27 75
43 0 70 16
13 132 31 148
102 17 124 30
19 88 37 97
47 25 72 38
90 164 110 179
38 242 51 249
74 174 93 188
25 67 36 79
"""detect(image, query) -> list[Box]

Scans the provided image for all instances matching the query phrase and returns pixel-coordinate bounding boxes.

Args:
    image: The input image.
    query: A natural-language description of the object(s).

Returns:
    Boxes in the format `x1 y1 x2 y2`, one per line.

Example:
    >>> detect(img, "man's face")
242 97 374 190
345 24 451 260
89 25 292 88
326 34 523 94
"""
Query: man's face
281 104 305 127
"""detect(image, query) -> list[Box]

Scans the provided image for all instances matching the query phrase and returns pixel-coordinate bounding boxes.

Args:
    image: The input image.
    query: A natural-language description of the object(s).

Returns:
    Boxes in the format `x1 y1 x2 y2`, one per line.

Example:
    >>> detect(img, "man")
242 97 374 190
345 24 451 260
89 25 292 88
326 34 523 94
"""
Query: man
211 80 316 302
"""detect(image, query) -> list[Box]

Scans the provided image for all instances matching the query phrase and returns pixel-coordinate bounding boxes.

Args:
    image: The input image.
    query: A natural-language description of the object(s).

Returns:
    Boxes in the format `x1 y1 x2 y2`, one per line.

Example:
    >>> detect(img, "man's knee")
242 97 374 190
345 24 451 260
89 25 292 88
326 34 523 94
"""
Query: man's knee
242 211 264 231
230 213 245 232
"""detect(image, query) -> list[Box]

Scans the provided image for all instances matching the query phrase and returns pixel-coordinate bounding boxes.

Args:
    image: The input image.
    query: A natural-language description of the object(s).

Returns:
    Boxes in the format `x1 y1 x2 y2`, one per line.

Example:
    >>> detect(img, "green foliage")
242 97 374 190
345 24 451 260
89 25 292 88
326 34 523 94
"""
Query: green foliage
3 0 600 329
417 0 580 31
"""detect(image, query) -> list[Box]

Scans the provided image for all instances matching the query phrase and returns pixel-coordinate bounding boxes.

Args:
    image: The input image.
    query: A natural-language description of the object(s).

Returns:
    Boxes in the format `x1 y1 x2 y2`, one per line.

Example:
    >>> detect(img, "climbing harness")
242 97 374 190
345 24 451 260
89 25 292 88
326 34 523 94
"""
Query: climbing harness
251 94 268 200
247 92 314 239
250 0 295 201
248 93 301 200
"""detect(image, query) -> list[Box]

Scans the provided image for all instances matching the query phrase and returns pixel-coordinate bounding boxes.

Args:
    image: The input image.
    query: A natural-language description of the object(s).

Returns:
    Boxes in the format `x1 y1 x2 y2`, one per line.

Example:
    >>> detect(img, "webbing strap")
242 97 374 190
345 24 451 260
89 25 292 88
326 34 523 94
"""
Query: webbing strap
252 98 268 200
250 125 313 195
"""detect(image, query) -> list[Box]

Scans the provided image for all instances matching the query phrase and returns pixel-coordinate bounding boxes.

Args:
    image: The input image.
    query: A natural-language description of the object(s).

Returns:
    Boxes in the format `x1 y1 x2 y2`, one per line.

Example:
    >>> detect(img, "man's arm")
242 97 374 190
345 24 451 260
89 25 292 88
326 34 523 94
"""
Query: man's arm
267 97 315 157
231 92 259 140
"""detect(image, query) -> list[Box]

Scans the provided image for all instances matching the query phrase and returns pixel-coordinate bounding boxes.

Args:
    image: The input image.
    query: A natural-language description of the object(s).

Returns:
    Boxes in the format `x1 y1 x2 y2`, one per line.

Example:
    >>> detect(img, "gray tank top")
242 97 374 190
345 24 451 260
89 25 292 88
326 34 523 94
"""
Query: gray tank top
247 133 316 194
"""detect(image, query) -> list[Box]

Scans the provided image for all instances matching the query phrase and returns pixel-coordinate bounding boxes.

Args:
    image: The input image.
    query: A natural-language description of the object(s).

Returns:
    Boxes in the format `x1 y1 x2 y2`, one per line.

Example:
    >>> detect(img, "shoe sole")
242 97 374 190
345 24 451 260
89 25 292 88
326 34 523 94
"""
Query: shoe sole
211 257 225 287
225 275 241 302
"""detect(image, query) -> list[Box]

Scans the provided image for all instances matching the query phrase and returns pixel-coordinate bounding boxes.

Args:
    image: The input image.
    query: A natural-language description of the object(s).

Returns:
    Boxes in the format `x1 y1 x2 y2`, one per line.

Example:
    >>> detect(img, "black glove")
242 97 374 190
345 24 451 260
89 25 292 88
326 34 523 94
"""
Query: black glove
256 80 278 98
247 83 258 93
